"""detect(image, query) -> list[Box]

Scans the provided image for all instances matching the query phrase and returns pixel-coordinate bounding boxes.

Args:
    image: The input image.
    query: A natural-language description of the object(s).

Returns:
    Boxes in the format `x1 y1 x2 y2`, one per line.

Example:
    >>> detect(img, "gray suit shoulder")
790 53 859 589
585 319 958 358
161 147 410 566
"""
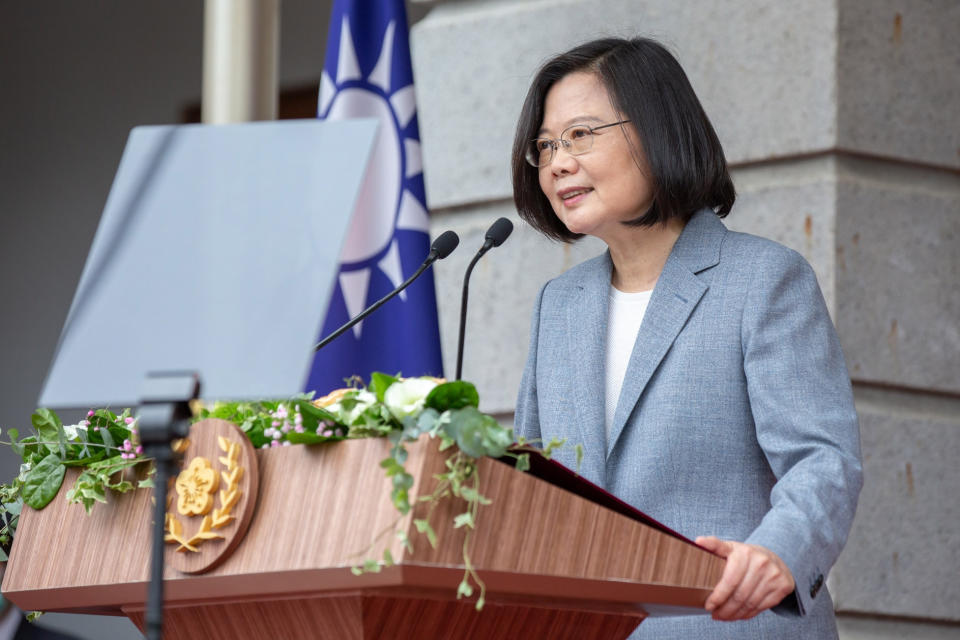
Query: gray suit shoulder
722 228 816 277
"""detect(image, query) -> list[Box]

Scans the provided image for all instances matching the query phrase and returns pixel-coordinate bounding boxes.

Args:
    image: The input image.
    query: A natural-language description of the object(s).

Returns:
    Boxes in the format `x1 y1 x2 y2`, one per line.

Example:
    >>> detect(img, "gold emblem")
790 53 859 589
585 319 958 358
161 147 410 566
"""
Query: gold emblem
165 436 244 552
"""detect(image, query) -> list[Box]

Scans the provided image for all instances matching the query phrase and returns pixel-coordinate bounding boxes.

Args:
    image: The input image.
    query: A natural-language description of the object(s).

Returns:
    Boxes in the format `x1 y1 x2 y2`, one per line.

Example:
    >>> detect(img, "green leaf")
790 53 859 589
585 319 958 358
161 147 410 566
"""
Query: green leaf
391 488 410 514
22 454 66 510
515 453 530 472
392 472 414 491
475 594 485 611
481 422 513 459
396 531 413 553
350 566 363 576
382 549 394 567
425 381 479 412
138 478 155 489
453 512 474 529
575 444 584 474
415 408 440 435
31 409 64 455
363 558 382 573
285 431 328 445
369 372 399 403
456 579 473 599
297 400 339 425
414 518 437 547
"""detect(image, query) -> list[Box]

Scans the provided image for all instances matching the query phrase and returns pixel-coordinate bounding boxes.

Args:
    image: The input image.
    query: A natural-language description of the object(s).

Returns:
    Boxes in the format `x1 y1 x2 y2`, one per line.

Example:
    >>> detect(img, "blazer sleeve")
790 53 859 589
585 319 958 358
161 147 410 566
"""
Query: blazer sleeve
514 282 547 444
740 246 863 617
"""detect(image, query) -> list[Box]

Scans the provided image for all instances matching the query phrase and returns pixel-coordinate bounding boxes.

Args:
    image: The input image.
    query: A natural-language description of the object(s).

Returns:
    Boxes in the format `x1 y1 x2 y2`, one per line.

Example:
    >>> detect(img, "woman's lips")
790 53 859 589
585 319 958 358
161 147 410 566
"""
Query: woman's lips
559 187 592 206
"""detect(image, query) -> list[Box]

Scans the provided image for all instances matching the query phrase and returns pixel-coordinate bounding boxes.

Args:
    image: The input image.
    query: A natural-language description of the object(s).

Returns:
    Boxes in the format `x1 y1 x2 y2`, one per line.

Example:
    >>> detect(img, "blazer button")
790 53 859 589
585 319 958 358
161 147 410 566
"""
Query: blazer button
810 574 824 599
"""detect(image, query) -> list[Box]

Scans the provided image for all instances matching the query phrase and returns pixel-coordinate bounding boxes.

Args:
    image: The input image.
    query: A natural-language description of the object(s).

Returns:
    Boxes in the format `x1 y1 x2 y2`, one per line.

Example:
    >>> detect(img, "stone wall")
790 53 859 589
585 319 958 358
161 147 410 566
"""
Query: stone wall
411 0 960 636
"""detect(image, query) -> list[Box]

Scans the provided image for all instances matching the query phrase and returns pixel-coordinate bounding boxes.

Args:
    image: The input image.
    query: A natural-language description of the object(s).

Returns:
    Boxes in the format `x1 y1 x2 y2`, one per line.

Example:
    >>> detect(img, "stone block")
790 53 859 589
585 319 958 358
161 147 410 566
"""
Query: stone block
728 157 839 312
431 203 605 413
412 0 837 208
834 156 960 394
837 614 960 640
830 387 960 621
837 0 960 170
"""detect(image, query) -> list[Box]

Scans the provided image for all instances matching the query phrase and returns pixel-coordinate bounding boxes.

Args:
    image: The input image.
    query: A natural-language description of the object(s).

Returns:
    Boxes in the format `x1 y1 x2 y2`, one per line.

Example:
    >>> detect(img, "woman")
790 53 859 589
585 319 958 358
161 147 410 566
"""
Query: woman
512 37 862 639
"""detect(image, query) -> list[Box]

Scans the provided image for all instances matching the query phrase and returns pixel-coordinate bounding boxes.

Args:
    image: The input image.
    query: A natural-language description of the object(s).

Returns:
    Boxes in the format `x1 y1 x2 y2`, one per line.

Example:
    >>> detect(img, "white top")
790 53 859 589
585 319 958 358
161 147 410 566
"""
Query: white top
605 285 653 446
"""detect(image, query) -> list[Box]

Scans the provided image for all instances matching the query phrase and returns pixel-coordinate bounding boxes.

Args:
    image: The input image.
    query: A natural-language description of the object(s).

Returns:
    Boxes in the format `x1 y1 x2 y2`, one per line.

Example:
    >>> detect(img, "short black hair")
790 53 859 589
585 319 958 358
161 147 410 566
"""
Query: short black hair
512 37 735 242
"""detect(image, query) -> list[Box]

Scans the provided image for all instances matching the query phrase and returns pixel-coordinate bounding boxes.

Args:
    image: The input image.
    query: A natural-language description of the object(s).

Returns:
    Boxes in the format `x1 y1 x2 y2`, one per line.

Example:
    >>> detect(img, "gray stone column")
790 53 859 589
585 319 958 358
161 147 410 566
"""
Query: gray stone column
411 0 959 636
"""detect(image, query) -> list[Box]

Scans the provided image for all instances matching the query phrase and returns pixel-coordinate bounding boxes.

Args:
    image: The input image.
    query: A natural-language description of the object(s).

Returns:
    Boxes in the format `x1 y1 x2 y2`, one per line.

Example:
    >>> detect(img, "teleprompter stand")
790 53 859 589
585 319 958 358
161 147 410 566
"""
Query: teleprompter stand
136 372 199 640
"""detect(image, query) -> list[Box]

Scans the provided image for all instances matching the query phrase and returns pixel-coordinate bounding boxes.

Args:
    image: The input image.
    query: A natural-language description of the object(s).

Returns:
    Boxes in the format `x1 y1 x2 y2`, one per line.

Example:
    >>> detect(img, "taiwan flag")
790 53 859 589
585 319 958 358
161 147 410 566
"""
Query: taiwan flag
305 0 444 393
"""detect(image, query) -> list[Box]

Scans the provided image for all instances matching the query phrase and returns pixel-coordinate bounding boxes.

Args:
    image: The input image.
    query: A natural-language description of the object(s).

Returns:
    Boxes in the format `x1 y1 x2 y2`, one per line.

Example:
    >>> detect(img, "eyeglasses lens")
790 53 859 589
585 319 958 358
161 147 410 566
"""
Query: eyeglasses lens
526 126 595 167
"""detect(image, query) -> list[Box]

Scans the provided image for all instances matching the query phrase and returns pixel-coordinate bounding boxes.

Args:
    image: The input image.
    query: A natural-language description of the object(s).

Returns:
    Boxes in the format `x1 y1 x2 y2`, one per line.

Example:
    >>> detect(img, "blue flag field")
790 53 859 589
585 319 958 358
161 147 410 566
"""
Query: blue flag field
305 0 444 394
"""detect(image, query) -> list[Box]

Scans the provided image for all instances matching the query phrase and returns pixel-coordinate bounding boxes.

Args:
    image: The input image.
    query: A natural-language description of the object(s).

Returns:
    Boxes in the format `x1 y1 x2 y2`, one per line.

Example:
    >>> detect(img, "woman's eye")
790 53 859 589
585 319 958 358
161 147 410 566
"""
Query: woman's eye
568 127 591 140
535 139 553 151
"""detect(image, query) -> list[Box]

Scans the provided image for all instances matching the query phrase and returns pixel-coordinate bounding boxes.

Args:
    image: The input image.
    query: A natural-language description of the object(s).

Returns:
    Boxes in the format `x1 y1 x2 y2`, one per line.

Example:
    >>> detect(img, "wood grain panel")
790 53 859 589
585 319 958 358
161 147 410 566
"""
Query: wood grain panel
362 593 641 640
3 434 723 621
125 595 363 640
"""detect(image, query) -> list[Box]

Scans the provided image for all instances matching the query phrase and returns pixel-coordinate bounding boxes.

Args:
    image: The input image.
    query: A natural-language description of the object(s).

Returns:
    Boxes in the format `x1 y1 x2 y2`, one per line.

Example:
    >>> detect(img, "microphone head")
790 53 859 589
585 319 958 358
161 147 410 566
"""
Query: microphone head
485 217 514 248
431 230 460 259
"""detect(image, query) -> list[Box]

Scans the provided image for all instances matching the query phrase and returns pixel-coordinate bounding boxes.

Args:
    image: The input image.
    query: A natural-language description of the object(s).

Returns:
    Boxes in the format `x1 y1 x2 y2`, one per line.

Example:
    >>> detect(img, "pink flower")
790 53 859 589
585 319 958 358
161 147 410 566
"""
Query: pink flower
270 440 281 448
87 410 94 417
136 445 143 455
124 417 134 424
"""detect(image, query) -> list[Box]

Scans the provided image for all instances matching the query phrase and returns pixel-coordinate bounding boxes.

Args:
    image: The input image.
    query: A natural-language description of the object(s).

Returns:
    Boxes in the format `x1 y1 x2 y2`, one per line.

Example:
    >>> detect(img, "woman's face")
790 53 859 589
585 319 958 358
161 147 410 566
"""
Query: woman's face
538 72 654 243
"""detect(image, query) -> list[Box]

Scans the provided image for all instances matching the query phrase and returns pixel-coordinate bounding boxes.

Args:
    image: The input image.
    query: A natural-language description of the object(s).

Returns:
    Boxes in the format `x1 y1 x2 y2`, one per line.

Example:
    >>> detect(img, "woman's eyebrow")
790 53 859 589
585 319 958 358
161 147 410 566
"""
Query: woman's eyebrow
537 115 606 136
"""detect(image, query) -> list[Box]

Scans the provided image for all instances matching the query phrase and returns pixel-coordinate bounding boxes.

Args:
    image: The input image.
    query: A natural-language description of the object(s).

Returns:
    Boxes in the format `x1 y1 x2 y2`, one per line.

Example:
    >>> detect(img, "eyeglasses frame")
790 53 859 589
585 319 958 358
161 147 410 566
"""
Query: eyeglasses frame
526 119 631 168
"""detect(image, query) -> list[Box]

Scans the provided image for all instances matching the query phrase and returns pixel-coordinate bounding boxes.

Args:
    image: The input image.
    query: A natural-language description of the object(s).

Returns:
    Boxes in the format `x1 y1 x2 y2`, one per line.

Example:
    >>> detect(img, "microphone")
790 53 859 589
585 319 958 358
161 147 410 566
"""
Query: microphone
455 217 514 380
313 230 460 352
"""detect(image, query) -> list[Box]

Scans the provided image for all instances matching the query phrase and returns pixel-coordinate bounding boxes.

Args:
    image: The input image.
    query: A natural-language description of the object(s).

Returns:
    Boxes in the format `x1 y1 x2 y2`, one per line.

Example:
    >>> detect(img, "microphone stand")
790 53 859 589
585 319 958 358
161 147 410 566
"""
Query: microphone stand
455 218 513 380
455 248 488 381
314 231 459 352
315 259 432 352
136 372 199 640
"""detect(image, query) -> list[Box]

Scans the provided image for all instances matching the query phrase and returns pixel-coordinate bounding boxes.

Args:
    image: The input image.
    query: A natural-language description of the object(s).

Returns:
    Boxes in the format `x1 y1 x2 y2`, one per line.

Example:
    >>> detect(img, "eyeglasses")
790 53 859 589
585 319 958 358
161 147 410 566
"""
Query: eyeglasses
525 120 630 168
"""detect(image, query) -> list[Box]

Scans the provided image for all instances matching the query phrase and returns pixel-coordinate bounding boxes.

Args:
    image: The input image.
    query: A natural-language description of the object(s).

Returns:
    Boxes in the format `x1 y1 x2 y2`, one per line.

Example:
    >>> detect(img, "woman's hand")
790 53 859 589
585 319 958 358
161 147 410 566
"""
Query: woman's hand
695 536 795 621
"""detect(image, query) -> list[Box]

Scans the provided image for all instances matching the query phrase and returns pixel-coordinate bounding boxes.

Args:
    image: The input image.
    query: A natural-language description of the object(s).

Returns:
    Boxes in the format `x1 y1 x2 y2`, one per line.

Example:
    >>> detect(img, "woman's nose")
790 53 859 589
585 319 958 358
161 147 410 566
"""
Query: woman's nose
550 144 578 175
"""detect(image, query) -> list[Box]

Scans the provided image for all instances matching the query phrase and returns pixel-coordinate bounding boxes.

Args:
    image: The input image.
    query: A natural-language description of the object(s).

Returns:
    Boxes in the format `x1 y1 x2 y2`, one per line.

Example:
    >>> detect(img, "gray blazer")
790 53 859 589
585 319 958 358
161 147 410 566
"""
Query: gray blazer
515 209 863 639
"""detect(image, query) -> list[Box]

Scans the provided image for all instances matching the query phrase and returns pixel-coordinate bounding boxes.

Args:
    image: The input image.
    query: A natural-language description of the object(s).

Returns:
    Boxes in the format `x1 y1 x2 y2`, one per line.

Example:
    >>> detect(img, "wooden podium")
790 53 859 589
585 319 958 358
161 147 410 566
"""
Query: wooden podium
2 432 724 639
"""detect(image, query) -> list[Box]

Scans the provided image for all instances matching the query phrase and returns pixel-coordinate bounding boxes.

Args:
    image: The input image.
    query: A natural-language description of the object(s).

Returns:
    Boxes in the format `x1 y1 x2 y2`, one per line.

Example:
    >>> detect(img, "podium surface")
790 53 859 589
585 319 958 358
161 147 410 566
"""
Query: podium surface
3 433 723 639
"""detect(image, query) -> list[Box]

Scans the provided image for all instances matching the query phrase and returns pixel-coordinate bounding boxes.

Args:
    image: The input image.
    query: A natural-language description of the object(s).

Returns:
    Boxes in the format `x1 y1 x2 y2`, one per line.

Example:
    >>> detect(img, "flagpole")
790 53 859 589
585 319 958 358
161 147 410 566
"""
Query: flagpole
202 0 280 124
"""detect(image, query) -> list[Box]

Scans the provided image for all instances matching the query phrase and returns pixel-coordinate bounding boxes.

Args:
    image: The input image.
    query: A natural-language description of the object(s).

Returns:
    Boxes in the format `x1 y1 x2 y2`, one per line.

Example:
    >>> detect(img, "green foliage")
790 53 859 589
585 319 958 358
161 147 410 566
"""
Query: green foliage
21 454 65 510
368 372 399 402
0 373 583 615
66 455 148 514
0 407 144 542
424 380 479 412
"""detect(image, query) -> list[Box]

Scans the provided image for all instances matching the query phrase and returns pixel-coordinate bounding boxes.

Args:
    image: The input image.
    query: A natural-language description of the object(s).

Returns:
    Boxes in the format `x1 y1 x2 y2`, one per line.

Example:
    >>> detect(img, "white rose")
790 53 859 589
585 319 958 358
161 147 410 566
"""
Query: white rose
384 378 438 422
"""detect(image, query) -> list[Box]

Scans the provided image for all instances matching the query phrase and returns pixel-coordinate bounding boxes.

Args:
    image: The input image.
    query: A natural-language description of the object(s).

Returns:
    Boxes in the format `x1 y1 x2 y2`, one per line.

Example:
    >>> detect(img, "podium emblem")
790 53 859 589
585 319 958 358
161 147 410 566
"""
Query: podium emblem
163 419 260 574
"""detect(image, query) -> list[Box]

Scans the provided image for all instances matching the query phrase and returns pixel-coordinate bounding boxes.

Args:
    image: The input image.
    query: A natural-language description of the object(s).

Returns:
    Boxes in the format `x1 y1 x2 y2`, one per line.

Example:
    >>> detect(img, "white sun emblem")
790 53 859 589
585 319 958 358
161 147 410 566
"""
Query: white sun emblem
319 16 430 337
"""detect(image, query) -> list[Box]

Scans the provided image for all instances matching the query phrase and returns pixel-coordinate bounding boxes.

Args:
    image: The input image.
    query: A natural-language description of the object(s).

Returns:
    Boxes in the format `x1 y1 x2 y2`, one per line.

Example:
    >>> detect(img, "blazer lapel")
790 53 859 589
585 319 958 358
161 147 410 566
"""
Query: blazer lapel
606 210 725 457
565 253 612 486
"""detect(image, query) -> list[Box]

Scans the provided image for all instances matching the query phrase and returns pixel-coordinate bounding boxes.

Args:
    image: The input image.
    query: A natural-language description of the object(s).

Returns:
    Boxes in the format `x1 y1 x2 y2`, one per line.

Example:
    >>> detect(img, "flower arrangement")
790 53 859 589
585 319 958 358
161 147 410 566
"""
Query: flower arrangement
0 373 574 610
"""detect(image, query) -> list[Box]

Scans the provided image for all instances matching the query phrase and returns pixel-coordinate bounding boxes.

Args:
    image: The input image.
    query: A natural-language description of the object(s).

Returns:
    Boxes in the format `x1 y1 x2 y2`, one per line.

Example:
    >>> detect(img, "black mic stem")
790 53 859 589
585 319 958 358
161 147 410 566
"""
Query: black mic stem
455 218 513 380
314 230 459 352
